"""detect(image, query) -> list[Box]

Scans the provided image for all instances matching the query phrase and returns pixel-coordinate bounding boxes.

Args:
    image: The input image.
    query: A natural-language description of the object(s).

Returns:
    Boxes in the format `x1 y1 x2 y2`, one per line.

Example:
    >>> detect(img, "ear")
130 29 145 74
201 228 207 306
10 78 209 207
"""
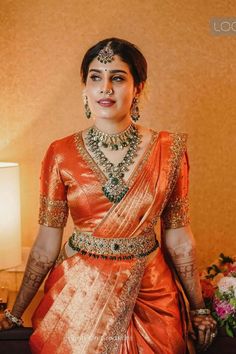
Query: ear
134 82 145 97
82 88 87 98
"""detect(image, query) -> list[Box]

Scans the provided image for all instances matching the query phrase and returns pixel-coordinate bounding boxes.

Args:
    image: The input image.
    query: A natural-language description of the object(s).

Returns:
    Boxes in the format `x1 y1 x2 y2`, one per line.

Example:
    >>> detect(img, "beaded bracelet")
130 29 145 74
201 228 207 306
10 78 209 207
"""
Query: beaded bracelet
190 308 211 316
4 309 23 327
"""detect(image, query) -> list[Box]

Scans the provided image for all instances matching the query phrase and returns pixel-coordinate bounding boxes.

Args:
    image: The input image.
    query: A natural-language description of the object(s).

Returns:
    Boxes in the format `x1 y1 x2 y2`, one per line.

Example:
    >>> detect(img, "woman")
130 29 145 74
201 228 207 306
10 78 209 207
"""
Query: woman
0 38 217 353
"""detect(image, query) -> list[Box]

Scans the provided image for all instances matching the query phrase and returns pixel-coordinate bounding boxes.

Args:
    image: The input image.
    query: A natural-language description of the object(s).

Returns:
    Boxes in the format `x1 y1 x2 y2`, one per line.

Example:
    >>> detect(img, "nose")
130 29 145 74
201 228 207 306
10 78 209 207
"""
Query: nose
100 77 113 94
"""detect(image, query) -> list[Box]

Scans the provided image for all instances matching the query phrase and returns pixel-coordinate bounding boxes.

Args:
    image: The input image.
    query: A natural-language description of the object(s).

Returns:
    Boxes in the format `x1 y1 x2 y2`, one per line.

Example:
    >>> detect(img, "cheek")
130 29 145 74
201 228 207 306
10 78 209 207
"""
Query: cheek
119 85 134 102
85 79 100 95
86 85 97 97
120 91 134 108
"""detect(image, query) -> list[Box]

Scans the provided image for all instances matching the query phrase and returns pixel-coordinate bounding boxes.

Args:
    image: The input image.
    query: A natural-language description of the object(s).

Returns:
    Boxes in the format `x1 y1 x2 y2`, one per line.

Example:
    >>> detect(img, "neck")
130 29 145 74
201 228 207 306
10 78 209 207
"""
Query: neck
93 116 132 134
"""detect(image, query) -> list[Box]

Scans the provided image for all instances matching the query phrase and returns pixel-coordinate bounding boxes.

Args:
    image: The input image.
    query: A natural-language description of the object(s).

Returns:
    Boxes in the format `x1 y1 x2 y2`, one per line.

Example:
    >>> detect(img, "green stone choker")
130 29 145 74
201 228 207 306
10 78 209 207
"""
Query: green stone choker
88 123 138 150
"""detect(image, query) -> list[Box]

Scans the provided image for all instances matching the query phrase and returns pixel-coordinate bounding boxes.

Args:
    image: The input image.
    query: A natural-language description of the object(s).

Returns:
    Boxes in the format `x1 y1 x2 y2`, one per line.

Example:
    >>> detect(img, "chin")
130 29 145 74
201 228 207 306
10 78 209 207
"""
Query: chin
94 112 117 120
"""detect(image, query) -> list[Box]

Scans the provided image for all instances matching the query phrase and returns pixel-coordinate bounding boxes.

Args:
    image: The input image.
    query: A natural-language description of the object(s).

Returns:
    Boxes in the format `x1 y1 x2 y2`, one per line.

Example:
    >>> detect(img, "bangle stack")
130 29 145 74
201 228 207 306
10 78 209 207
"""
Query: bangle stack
190 308 211 316
4 309 23 327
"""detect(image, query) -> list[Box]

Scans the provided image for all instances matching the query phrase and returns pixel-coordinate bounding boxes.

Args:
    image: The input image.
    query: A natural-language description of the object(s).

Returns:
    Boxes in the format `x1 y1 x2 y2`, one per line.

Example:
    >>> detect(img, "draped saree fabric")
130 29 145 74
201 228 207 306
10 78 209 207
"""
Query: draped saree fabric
29 129 194 354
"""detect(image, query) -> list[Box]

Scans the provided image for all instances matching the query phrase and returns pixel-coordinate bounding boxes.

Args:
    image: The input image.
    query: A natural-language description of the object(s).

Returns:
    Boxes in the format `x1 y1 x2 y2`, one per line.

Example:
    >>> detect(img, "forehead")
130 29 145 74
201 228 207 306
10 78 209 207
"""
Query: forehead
88 55 131 74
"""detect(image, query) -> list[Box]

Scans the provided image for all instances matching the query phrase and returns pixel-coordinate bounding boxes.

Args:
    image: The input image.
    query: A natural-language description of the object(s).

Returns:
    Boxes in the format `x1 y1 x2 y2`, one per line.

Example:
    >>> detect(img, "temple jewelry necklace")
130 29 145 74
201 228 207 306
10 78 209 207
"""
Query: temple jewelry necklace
88 123 138 150
86 124 142 203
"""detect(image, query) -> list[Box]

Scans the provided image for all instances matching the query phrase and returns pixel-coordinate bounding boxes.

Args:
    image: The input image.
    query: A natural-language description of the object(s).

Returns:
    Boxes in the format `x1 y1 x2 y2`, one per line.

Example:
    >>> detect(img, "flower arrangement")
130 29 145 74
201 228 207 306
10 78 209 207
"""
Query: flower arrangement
200 253 236 337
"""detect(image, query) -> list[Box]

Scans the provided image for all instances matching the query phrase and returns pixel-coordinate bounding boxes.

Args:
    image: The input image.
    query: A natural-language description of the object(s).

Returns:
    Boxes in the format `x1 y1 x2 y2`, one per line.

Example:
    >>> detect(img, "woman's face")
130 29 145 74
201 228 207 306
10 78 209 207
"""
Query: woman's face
84 55 139 122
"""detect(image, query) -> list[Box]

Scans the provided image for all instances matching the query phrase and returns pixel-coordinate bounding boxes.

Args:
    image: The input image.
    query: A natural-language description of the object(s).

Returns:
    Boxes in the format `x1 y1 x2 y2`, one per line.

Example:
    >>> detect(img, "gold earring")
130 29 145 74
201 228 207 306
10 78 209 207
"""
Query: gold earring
131 97 140 122
84 95 91 119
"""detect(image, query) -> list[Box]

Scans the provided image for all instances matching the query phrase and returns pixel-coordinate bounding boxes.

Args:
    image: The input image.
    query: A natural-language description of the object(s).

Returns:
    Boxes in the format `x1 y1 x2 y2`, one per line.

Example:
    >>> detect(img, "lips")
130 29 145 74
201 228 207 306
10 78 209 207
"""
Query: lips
97 99 115 107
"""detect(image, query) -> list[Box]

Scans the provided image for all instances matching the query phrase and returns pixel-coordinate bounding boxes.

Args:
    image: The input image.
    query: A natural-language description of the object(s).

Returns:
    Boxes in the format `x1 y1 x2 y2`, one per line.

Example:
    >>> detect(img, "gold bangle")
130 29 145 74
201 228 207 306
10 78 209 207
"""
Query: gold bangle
4 309 23 327
190 308 211 316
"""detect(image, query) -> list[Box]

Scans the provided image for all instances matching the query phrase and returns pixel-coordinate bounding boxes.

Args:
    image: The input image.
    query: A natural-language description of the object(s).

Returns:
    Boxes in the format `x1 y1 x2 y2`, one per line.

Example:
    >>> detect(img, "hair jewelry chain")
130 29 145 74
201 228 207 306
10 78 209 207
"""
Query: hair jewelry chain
97 41 114 64
86 125 142 203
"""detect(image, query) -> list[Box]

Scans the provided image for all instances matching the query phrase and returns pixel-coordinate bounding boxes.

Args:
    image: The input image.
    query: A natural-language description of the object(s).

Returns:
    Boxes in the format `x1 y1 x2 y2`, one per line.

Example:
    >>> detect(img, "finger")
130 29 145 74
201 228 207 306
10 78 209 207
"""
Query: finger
204 317 217 330
192 318 209 329
201 319 211 328
0 320 6 330
193 319 214 334
211 320 217 330
197 327 206 348
1 319 9 329
2 319 14 330
192 315 217 328
203 328 212 350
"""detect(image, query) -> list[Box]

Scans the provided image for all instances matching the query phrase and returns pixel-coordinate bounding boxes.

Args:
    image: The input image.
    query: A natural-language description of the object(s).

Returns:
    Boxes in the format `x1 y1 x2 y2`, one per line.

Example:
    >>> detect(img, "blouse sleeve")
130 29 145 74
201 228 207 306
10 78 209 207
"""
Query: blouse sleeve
161 150 190 229
38 143 68 228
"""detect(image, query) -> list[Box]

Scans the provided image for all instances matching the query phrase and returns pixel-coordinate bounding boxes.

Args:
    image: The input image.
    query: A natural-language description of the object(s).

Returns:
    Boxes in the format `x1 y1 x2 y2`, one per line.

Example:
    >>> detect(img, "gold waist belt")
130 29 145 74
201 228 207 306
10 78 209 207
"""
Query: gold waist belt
68 229 159 260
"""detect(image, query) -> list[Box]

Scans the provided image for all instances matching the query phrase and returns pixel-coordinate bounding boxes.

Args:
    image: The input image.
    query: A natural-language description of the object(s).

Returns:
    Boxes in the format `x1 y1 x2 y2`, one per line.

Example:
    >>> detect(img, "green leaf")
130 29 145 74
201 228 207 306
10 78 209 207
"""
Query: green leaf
226 322 234 337
219 253 234 264
212 264 221 272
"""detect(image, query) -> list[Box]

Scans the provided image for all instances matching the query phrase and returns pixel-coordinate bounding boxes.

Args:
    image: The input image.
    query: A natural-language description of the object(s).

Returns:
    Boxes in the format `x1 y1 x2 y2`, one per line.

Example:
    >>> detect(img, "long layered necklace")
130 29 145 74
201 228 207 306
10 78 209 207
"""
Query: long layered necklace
86 124 142 203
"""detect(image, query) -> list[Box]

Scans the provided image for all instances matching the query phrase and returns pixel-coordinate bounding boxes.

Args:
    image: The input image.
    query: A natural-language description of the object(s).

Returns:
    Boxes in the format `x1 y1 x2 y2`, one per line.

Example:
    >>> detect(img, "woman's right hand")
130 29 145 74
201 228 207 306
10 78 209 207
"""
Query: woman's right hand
0 313 16 331
190 312 217 352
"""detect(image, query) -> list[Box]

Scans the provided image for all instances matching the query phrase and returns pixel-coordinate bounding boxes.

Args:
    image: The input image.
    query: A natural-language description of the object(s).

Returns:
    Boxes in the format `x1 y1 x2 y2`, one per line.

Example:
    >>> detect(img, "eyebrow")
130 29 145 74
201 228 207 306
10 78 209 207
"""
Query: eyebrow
88 69 128 74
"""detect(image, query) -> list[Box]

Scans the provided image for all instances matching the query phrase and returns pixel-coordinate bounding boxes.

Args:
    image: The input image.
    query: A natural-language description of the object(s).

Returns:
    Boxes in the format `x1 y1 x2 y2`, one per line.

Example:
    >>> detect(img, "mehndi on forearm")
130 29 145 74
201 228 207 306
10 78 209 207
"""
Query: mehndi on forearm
11 247 55 318
168 243 205 309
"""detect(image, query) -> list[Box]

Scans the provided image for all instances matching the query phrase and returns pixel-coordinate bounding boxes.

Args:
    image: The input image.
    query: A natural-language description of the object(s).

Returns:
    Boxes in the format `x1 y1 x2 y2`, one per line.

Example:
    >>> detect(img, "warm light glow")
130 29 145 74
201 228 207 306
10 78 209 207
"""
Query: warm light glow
0 162 22 269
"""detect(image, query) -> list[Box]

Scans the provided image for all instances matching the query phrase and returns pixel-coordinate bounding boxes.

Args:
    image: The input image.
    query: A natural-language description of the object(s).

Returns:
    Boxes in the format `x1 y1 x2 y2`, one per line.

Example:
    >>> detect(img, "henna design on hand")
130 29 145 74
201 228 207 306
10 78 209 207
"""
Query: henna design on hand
191 314 217 351
11 248 55 318
168 243 205 309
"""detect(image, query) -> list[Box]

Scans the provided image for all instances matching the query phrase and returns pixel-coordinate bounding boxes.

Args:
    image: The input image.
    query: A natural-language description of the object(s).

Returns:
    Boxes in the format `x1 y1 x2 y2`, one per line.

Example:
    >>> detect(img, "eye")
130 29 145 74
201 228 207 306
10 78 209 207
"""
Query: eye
112 76 125 82
89 74 101 81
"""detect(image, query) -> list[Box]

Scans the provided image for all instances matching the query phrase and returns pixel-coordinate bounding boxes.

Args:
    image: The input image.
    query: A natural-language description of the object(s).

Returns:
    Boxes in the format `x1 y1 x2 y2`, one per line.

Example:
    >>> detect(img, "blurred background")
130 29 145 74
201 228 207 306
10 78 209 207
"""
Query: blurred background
0 0 235 293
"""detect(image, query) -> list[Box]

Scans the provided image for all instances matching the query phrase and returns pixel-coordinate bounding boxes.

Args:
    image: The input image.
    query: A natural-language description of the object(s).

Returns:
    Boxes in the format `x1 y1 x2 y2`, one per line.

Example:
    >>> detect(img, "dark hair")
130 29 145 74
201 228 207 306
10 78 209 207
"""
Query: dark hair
80 37 147 86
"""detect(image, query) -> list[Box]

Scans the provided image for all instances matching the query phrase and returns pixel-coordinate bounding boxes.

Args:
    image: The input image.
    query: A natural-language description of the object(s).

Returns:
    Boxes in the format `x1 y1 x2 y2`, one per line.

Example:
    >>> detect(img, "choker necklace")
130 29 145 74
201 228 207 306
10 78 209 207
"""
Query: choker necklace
86 125 142 203
88 123 137 150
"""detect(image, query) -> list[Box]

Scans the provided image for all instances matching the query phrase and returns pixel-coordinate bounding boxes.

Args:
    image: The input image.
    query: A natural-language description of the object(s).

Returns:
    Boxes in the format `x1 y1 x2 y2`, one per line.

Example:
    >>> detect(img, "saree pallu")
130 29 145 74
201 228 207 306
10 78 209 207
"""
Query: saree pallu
30 129 195 354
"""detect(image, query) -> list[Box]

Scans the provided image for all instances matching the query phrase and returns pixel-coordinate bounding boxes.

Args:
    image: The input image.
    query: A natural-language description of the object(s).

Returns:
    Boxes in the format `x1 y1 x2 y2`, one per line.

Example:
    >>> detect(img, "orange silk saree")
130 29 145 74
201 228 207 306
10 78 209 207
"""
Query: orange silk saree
29 129 194 354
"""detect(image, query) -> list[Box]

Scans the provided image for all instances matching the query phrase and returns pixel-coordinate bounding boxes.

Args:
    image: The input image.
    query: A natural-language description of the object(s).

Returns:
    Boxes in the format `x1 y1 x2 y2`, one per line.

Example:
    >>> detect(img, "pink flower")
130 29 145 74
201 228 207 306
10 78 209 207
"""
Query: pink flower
213 297 234 319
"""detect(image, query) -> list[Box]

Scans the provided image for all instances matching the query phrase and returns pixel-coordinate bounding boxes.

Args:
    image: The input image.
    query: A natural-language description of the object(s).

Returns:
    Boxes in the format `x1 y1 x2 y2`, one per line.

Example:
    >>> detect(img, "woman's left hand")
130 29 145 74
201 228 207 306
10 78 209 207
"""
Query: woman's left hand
190 313 217 352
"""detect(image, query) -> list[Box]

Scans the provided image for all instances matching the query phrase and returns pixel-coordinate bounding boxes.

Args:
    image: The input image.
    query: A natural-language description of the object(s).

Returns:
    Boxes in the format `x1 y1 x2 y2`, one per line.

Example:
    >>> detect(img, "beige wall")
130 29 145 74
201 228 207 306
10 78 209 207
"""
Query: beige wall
1 0 235 269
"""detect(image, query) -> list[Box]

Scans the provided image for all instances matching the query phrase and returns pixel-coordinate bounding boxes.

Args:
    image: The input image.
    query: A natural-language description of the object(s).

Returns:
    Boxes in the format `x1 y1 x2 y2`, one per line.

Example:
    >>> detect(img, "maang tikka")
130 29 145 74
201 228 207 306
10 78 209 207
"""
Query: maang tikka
97 41 114 64
83 95 91 119
131 97 140 122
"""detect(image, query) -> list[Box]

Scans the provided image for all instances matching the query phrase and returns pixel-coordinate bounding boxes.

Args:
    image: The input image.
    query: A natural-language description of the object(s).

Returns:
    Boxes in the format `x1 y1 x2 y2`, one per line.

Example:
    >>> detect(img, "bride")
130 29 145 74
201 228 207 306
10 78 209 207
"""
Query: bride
0 37 217 354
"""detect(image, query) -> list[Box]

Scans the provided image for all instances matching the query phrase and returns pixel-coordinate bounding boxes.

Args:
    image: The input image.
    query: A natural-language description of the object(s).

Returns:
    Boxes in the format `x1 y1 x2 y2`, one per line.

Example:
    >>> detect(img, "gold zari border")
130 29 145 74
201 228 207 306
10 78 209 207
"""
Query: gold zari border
38 195 68 228
143 133 189 232
162 195 190 229
102 259 146 353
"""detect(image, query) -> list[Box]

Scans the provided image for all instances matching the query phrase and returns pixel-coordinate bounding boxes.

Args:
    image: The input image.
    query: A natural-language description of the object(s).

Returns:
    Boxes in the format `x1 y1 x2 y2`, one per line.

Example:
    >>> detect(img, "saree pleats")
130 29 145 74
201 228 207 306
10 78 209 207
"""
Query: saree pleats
119 249 185 354
30 254 146 354
30 248 186 354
